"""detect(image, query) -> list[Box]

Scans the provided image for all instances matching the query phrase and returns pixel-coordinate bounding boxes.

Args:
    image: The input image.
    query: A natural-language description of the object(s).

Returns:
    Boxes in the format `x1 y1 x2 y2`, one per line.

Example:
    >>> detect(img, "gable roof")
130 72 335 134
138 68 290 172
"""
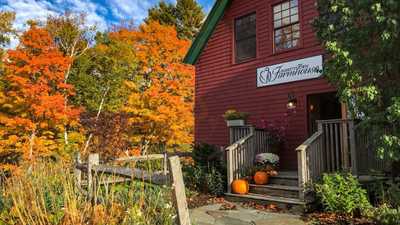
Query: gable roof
183 0 232 65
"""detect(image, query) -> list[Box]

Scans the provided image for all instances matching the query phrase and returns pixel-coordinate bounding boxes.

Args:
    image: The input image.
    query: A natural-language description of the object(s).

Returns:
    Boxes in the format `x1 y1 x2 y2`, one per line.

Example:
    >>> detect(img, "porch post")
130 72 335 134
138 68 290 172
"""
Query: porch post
227 147 233 193
348 120 358 175
297 149 306 201
229 127 234 145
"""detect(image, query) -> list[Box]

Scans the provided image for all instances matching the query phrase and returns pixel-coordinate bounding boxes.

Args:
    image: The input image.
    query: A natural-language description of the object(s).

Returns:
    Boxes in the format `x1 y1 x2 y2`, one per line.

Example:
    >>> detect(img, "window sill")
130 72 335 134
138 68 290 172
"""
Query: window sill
272 45 303 56
233 57 258 66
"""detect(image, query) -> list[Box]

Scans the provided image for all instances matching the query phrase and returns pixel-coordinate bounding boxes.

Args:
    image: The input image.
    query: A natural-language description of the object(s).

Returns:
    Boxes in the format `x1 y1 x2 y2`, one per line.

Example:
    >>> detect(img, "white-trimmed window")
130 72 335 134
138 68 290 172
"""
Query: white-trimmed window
273 0 300 52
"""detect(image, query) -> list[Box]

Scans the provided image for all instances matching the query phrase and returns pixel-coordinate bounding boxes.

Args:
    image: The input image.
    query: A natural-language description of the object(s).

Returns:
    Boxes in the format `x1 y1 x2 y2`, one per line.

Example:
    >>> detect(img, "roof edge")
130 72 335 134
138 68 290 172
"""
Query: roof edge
183 0 231 65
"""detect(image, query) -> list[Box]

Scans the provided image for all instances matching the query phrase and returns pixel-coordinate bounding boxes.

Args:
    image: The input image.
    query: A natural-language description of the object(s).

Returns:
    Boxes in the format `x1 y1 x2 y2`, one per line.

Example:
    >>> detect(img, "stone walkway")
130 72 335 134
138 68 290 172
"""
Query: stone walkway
190 203 307 225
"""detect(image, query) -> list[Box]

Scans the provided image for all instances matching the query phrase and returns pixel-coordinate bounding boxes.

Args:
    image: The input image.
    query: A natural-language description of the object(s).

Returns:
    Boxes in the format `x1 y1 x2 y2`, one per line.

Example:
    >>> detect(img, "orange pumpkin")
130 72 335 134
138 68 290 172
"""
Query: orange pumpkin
254 171 269 185
231 179 249 194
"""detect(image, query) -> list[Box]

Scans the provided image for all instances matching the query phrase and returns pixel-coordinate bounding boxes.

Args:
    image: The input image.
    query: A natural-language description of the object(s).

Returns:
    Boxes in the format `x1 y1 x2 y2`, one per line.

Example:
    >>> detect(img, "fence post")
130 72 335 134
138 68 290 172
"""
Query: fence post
88 153 99 202
74 152 82 189
163 151 168 184
348 121 358 176
169 156 191 225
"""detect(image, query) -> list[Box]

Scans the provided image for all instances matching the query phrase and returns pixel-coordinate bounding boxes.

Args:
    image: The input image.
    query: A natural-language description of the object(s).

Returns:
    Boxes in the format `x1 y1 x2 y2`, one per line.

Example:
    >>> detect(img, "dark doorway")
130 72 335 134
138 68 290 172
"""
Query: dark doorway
307 92 342 135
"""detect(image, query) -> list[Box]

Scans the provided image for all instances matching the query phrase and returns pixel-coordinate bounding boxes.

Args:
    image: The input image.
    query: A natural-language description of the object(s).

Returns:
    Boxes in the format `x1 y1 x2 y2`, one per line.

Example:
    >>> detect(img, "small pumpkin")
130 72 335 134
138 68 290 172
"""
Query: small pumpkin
254 171 269 185
231 179 249 194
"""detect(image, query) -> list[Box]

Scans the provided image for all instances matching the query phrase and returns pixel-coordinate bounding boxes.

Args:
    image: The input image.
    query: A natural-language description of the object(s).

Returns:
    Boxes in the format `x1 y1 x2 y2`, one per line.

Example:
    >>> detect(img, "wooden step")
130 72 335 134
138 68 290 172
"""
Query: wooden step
249 184 300 198
224 192 306 213
268 173 298 186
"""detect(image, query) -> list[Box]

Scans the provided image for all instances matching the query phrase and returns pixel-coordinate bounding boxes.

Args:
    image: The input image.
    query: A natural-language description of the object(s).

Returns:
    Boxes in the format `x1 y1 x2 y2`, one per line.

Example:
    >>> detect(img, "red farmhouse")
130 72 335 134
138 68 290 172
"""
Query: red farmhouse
185 0 344 170
184 0 383 206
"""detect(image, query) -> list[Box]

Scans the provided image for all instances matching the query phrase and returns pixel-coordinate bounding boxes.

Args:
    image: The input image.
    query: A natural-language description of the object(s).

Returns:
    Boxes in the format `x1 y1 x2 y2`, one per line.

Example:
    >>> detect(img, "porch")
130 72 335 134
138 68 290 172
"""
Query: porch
225 119 392 208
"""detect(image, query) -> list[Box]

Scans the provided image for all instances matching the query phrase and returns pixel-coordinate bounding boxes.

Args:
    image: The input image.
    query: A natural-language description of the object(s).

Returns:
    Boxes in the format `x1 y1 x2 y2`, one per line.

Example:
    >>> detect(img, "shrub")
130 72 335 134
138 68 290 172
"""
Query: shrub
372 204 400 225
204 167 224 196
183 143 226 196
367 179 400 208
315 173 371 215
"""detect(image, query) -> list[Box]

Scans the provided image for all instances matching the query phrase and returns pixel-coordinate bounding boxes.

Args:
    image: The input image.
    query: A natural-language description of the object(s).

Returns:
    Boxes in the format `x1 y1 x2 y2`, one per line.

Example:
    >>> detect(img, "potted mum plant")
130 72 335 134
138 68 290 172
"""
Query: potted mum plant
252 153 279 185
223 109 249 127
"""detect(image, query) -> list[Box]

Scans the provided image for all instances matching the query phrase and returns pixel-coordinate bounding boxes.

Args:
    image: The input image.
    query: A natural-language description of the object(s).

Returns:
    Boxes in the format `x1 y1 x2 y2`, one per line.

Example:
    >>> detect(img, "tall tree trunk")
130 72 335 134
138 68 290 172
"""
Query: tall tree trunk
83 86 110 153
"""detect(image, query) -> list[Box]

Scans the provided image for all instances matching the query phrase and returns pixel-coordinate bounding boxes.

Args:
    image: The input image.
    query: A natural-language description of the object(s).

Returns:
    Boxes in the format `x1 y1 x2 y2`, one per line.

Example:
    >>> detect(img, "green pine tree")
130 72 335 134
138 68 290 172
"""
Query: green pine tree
147 1 177 27
146 0 205 40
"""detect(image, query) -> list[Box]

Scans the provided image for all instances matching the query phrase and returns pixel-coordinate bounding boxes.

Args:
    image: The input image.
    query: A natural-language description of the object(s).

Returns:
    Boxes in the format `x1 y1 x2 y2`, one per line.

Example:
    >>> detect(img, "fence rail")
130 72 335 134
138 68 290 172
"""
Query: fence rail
74 153 191 225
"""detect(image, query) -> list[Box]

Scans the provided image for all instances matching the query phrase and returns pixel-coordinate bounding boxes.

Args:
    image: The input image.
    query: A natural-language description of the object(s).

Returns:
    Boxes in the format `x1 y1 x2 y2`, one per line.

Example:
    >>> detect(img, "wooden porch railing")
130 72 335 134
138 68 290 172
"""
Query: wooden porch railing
226 126 271 193
297 119 393 200
296 119 356 200
296 130 324 199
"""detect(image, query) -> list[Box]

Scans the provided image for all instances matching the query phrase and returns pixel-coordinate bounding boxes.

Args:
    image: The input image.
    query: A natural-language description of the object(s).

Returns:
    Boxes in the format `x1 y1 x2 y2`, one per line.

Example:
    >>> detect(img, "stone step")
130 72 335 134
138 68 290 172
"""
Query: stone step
224 192 306 213
249 184 300 198
268 174 298 186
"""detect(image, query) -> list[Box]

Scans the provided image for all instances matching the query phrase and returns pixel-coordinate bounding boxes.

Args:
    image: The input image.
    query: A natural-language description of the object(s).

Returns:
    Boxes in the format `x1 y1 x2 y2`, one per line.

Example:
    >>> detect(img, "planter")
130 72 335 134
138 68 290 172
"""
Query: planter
226 119 245 127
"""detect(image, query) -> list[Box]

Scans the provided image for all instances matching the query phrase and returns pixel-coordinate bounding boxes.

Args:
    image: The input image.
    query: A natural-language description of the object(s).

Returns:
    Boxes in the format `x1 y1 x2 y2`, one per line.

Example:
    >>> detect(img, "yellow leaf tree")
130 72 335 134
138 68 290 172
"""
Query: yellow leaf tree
114 22 194 154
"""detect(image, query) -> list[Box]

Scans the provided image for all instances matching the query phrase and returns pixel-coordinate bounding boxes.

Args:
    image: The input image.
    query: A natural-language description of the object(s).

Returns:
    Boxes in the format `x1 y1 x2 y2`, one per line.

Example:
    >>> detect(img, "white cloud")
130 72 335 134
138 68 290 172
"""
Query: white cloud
0 0 109 48
1 0 58 31
0 0 206 48
107 0 176 24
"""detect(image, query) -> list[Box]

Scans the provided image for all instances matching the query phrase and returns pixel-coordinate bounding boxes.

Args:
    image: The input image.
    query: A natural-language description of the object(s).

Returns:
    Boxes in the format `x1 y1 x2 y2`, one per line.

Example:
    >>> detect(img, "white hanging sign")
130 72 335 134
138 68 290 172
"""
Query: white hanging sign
257 55 323 87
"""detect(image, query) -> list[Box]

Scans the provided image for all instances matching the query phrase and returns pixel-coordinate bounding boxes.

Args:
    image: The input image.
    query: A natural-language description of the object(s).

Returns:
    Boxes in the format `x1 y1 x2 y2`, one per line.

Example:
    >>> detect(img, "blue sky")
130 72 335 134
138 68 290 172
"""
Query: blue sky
0 0 213 46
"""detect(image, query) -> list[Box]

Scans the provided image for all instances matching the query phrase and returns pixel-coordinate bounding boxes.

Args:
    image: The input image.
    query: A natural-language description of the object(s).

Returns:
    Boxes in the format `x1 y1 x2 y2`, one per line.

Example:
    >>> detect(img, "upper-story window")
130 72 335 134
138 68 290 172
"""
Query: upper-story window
273 0 300 52
235 13 256 63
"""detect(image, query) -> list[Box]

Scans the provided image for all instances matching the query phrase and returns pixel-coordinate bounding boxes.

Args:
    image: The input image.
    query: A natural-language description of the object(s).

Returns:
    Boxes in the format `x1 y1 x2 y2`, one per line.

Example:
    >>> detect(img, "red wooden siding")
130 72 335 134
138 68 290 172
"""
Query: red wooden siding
194 0 335 170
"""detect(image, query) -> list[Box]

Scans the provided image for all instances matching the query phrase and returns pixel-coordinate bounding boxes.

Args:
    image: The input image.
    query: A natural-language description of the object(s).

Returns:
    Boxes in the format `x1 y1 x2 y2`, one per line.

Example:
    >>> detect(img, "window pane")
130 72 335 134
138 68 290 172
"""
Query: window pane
282 26 292 35
274 12 281 21
293 30 300 39
293 23 300 31
282 2 289 10
236 37 256 61
235 13 256 40
282 9 289 17
291 0 298 7
290 6 298 15
291 14 299 23
275 29 282 37
292 39 299 47
273 5 281 13
274 20 282 28
282 17 290 26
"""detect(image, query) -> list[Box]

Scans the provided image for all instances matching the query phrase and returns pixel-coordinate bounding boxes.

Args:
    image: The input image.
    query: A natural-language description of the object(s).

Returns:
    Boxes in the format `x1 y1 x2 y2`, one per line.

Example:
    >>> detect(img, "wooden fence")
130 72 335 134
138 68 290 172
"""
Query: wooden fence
75 153 191 225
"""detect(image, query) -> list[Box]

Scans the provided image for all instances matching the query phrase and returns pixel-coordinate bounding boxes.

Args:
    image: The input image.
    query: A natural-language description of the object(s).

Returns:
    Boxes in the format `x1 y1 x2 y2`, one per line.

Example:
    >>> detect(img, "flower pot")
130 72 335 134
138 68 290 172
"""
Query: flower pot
226 119 245 127
254 171 269 185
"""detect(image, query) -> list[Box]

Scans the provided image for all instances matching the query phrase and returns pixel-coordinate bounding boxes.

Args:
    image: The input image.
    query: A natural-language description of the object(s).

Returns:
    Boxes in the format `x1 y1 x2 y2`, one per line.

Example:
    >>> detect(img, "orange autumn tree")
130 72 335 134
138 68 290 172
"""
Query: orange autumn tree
0 25 82 169
113 21 194 154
